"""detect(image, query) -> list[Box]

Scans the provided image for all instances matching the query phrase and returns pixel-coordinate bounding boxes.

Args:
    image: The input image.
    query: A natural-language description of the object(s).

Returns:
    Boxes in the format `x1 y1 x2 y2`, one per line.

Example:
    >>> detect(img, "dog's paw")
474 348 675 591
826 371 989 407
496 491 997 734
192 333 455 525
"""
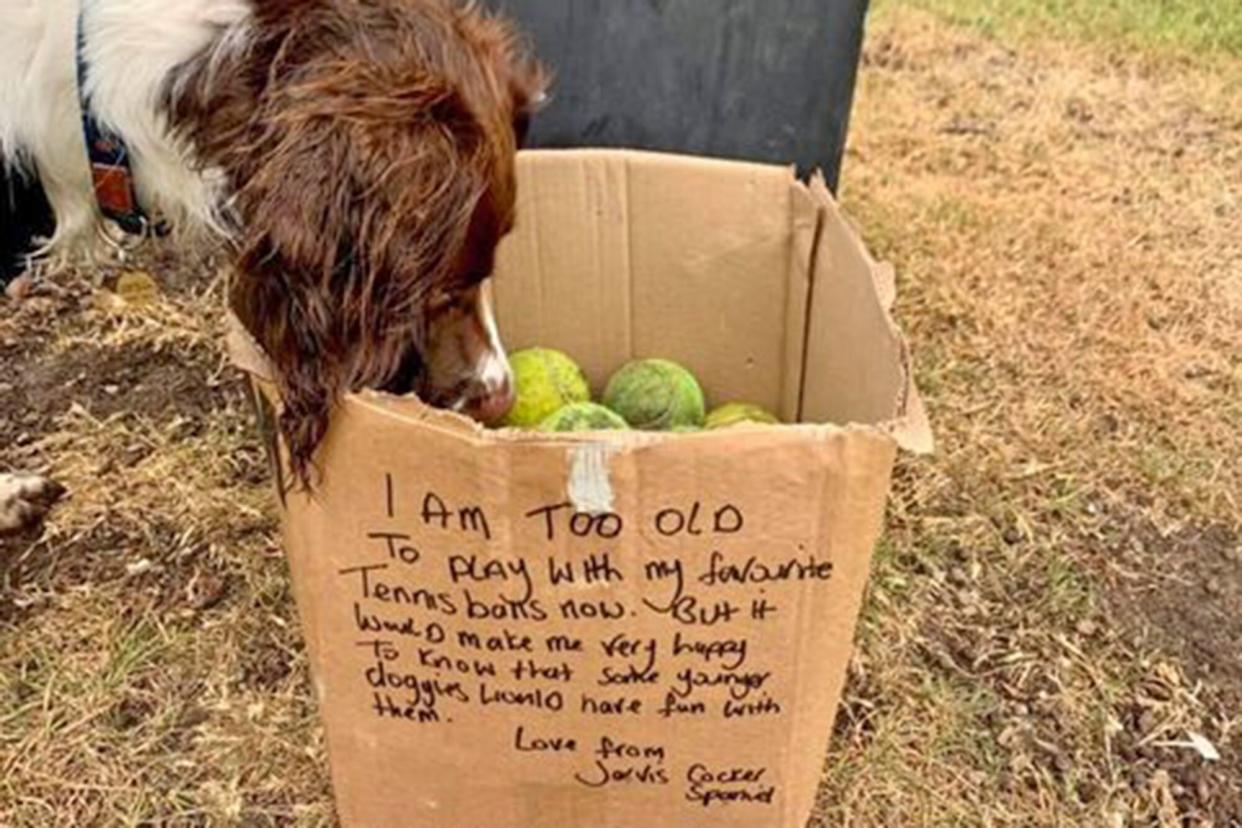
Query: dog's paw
0 473 66 535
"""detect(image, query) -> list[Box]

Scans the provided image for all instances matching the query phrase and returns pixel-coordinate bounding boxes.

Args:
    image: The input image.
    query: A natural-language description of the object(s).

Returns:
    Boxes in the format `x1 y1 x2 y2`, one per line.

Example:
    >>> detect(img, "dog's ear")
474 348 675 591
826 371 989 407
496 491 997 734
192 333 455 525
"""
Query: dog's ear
228 60 490 486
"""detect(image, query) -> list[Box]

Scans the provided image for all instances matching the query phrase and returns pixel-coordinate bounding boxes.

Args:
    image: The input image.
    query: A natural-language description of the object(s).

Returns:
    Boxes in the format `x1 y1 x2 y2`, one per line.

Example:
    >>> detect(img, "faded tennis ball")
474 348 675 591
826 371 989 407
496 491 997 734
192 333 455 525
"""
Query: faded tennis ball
705 402 781 430
603 359 706 431
503 348 591 428
540 402 630 433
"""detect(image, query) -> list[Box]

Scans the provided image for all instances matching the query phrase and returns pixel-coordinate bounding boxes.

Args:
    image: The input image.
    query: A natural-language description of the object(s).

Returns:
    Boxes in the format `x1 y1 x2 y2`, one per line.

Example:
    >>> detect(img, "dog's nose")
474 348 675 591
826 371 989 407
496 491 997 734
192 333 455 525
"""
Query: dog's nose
466 374 515 426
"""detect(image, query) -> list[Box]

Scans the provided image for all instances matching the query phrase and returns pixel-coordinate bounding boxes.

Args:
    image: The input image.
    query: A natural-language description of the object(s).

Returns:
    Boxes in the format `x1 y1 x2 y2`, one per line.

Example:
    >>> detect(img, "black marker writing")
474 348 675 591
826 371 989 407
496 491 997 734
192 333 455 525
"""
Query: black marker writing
423 492 491 540
340 564 458 615
448 555 533 604
525 502 624 542
654 502 744 538
368 531 420 566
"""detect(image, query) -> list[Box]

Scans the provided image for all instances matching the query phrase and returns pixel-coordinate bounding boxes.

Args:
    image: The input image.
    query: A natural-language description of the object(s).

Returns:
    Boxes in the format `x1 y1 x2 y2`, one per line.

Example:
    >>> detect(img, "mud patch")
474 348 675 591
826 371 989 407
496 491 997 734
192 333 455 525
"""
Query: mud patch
1096 509 1242 822
2 341 237 449
0 515 247 626
1 289 252 621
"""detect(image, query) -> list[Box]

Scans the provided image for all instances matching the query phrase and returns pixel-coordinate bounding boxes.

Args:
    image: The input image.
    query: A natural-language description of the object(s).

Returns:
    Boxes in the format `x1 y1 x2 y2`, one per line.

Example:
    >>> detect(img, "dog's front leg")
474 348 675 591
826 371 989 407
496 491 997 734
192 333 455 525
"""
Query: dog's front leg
0 473 65 534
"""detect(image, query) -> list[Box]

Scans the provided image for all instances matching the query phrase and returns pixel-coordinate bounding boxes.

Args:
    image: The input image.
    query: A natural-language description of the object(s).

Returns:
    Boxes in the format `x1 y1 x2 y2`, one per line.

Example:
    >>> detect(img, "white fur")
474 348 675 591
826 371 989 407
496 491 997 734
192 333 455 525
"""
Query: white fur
0 0 252 253
0 474 58 534
0 1 256 534
476 282 510 391
0 0 516 533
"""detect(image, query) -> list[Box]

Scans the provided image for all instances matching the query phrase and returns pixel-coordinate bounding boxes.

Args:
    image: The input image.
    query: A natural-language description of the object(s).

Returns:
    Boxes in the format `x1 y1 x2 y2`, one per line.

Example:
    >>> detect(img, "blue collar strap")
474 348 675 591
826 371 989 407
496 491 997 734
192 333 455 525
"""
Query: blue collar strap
75 9 168 238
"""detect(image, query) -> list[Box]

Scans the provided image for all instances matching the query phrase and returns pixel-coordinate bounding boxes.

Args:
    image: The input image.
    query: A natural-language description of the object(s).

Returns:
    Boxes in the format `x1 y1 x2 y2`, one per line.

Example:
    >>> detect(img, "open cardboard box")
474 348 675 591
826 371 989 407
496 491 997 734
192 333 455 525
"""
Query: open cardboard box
230 149 931 827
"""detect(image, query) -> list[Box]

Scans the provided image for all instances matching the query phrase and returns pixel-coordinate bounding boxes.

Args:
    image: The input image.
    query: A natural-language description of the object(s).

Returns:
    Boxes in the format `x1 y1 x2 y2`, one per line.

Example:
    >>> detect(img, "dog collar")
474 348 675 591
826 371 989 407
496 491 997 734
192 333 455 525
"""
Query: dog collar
75 7 169 239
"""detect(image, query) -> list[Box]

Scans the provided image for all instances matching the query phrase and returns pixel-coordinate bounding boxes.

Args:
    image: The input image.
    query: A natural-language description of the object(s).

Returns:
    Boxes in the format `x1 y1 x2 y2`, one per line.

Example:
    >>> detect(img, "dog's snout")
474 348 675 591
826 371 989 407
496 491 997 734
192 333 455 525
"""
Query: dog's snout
466 372 515 425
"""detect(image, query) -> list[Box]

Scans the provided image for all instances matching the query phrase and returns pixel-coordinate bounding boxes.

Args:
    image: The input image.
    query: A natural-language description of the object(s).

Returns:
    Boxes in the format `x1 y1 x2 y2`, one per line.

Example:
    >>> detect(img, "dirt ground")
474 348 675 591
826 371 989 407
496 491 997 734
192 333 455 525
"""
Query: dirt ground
2 5 1239 827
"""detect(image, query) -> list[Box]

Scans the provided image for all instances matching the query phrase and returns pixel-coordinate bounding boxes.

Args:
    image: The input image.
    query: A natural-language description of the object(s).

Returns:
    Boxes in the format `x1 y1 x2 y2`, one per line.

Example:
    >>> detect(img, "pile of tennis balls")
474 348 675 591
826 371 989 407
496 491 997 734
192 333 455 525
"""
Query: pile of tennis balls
501 347 781 434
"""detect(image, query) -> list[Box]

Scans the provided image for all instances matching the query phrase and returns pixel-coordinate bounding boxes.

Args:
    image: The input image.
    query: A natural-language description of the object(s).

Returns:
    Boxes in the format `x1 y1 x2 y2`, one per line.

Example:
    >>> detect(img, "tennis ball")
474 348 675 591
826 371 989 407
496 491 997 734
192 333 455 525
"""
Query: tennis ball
503 348 591 428
603 359 706 431
540 403 630 433
705 402 781 430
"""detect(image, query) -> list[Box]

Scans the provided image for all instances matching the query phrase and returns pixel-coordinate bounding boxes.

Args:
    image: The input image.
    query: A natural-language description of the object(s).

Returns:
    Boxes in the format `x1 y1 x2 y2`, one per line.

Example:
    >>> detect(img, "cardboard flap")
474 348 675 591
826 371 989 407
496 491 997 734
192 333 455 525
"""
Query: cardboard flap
873 262 898 312
225 312 276 383
492 150 804 418
285 404 899 828
799 173 934 454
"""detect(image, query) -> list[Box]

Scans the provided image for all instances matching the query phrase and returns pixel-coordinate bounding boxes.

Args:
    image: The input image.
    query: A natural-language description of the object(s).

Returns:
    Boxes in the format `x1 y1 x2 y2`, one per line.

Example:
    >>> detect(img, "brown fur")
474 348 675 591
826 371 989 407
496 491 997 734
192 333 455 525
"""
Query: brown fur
170 0 545 483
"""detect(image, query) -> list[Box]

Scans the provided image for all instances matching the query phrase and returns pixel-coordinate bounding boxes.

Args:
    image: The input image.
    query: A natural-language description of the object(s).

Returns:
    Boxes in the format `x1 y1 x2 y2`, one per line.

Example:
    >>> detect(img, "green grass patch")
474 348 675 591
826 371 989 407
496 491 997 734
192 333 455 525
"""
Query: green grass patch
874 0 1242 61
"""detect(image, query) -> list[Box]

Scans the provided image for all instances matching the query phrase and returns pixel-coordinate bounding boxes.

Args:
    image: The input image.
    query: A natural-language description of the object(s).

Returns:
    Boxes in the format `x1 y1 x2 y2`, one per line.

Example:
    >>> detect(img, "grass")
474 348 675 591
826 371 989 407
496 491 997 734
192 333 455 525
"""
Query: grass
2 1 1241 825
816 1 1241 822
875 0 1242 63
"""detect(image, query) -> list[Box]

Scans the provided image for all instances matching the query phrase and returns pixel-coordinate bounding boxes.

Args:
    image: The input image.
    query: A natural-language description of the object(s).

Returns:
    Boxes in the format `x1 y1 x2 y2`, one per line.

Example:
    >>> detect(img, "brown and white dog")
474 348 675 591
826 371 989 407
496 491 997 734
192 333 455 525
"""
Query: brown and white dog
0 0 547 532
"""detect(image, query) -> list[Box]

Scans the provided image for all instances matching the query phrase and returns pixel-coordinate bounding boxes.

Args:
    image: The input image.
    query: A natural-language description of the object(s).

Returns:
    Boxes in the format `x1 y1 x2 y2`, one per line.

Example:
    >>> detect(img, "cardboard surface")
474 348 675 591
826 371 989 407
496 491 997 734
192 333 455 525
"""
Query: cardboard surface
490 151 803 420
231 149 930 827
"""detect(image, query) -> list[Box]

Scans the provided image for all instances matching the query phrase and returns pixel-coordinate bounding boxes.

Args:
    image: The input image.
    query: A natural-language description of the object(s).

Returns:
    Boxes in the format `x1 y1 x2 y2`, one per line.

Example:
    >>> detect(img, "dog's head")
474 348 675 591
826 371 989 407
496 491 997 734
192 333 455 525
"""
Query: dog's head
176 0 546 482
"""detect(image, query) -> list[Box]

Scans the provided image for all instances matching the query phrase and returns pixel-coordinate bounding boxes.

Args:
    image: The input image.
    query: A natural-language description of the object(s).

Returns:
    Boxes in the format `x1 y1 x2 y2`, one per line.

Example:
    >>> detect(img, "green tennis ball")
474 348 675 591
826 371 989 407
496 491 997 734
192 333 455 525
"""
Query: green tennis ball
503 348 591 428
603 359 706 431
539 403 630 433
705 403 781 430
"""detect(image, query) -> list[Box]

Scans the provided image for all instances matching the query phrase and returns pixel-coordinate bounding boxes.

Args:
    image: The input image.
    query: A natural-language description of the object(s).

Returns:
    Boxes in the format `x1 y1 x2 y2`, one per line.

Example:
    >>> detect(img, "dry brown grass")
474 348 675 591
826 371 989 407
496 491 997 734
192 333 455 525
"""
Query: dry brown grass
1 273 333 825
2 5 1240 826
817 6 1240 826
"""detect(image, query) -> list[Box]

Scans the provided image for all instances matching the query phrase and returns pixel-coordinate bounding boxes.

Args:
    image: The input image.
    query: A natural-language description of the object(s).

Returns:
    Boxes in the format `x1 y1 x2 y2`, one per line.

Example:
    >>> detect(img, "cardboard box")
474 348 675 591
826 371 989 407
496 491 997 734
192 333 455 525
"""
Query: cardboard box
229 149 931 827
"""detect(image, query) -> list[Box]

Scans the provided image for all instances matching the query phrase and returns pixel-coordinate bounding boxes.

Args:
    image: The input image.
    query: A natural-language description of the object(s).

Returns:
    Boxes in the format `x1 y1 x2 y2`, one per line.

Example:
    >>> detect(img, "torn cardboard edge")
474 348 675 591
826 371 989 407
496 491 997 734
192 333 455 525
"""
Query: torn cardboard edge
225 149 932 457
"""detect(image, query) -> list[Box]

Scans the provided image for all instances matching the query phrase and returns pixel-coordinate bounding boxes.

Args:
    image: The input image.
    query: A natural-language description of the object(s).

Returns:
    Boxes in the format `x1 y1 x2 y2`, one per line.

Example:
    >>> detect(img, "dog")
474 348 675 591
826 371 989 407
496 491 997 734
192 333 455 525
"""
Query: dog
0 0 547 533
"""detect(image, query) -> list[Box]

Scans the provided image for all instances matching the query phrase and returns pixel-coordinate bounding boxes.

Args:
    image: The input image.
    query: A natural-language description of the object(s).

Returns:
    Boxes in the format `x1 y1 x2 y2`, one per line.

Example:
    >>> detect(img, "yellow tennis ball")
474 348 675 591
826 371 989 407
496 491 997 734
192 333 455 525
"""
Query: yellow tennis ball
603 359 706 431
503 348 591 428
539 402 631 433
705 402 781 429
